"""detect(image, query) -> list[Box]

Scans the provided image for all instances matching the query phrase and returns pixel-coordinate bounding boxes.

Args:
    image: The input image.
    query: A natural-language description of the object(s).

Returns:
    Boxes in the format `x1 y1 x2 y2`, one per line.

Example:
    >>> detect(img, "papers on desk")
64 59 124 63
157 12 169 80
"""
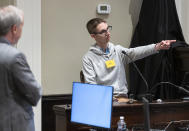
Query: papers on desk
114 97 137 103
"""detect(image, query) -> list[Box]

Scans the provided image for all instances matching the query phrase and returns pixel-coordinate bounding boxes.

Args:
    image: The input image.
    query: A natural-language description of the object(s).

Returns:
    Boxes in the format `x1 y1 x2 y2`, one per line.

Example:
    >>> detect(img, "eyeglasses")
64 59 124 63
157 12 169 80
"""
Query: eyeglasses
93 25 112 35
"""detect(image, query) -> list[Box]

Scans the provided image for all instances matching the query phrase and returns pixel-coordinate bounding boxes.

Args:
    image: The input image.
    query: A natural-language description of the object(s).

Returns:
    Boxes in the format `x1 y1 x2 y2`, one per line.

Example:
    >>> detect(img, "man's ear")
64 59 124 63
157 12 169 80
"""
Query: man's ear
11 24 17 34
90 34 95 39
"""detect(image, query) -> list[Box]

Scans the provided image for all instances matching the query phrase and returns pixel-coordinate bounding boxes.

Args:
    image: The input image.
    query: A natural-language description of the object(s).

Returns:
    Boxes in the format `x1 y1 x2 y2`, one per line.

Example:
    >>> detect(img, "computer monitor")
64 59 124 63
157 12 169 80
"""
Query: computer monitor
71 82 113 129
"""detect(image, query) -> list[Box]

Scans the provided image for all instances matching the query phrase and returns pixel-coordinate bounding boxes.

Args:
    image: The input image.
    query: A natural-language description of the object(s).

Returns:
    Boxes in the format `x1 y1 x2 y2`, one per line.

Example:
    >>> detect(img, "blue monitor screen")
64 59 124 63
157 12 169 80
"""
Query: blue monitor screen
71 82 113 129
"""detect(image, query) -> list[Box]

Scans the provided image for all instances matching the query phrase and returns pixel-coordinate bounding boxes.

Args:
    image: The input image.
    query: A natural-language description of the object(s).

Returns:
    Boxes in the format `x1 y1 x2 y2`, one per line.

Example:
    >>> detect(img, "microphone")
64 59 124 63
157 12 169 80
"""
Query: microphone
150 82 189 95
122 51 152 101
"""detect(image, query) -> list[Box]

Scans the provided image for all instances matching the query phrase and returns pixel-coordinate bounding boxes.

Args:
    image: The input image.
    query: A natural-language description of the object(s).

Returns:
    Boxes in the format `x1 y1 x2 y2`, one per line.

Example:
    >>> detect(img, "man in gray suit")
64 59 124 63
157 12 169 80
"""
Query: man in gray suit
0 5 41 131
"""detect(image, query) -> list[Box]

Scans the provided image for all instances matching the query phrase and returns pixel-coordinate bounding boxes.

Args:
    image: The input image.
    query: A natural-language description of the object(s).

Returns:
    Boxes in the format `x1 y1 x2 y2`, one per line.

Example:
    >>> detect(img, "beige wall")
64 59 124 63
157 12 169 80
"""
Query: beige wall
0 0 15 6
175 0 189 43
41 0 142 95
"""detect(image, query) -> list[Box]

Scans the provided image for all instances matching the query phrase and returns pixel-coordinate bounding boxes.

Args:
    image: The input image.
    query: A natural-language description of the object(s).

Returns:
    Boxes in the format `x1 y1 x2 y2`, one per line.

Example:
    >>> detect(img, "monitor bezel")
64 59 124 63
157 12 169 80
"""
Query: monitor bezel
70 82 113 129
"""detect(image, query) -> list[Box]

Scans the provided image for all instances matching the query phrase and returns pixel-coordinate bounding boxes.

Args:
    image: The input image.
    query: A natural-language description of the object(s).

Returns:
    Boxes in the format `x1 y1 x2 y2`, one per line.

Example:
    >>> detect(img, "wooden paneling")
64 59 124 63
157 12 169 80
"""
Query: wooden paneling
53 100 189 131
42 94 72 131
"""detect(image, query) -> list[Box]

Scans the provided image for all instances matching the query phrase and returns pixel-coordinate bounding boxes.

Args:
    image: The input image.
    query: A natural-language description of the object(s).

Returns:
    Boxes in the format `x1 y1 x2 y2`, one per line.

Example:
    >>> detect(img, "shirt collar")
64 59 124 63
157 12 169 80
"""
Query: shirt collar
96 43 110 54
0 37 11 45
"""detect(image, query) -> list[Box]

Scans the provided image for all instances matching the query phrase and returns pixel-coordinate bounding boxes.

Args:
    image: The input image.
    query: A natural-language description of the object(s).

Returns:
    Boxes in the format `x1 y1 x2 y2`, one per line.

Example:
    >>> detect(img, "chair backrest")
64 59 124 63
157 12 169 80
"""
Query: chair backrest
80 70 85 83
181 72 189 89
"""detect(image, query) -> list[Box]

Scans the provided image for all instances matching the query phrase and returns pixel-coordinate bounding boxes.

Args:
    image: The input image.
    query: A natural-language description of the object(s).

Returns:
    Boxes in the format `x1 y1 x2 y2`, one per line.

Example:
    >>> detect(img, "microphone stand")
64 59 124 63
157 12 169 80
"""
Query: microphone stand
122 51 153 102
142 97 151 131
122 51 163 131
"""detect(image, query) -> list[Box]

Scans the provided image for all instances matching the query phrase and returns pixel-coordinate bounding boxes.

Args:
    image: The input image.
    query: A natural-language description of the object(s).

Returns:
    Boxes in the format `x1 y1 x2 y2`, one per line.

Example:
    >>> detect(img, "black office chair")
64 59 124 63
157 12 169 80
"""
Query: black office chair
80 70 85 83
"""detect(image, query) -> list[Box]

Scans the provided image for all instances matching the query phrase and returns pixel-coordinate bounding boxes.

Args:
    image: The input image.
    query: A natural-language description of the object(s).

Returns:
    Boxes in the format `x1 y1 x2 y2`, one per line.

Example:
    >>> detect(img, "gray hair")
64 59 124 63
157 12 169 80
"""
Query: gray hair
0 5 24 36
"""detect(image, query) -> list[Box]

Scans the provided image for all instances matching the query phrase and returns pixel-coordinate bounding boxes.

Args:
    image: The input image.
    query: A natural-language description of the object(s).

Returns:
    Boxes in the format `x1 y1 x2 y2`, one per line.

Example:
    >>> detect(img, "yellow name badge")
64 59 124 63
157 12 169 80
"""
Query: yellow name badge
105 59 116 69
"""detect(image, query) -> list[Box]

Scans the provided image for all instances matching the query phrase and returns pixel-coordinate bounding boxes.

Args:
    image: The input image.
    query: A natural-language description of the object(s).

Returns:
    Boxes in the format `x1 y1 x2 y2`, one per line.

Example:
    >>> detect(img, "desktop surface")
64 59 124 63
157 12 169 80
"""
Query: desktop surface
53 99 189 131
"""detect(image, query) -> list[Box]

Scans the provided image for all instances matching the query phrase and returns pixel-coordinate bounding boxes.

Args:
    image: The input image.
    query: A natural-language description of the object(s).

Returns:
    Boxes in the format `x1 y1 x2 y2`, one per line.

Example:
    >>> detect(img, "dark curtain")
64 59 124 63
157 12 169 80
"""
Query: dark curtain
129 0 188 100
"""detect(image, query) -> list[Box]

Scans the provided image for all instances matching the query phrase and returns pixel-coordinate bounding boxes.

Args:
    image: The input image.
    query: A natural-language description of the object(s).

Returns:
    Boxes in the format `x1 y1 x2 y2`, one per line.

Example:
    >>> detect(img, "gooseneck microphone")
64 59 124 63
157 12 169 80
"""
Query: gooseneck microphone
150 82 189 95
122 51 149 91
122 50 189 99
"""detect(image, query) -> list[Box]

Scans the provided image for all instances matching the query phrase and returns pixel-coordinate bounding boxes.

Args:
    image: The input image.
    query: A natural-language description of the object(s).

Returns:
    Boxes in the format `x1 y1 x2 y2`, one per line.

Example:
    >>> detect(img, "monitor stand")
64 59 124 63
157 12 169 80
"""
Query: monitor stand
89 128 112 131
89 129 97 131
